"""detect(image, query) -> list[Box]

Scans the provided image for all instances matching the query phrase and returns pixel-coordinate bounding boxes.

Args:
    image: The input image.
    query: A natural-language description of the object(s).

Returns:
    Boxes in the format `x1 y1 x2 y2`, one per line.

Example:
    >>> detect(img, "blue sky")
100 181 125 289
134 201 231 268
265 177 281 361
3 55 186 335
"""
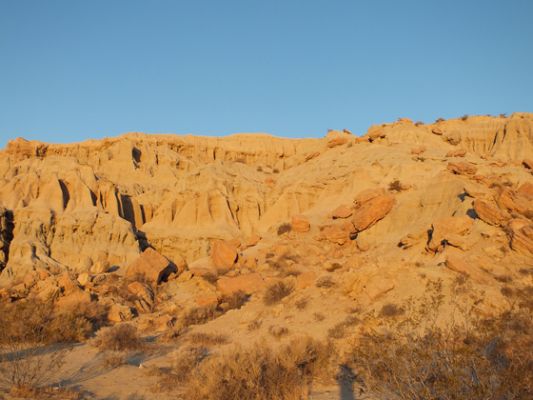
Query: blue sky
1 0 532 147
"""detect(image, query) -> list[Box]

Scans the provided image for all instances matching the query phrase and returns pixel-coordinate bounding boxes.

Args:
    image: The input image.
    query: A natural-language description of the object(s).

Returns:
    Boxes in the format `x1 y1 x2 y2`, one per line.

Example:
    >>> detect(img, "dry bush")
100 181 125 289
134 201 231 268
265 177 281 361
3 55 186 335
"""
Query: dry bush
328 315 359 339
295 297 308 310
314 312 325 322
388 179 404 192
379 303 404 317
263 280 294 305
268 325 289 339
415 121 424 126
8 385 81 399
182 304 218 326
218 290 249 311
247 319 262 331
461 114 469 121
0 298 105 394
91 324 143 352
435 117 445 123
346 283 533 400
0 298 106 345
102 352 126 369
187 332 228 346
325 262 342 272
153 345 209 392
277 223 292 236
182 337 334 400
316 275 335 288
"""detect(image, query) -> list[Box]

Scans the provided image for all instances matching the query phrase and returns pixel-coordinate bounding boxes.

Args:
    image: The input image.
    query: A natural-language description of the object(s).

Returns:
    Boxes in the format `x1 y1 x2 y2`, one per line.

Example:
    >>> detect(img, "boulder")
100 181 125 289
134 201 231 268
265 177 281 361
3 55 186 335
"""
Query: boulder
445 253 470 275
473 199 508 226
353 188 386 206
291 215 310 233
126 247 174 284
446 149 467 157
295 271 317 290
319 221 354 245
331 205 353 219
352 194 395 232
411 145 426 155
507 219 533 256
210 240 238 269
447 162 477 176
427 216 473 253
496 188 532 217
216 273 265 296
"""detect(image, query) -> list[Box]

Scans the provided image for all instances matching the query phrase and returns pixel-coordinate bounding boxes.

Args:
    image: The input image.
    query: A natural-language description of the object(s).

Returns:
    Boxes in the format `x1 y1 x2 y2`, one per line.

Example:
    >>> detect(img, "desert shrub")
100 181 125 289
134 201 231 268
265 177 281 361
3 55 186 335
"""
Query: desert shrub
268 325 289 338
183 337 334 400
314 312 325 322
182 304 218 326
435 117 445 123
388 179 404 192
461 114 469 121
187 332 228 346
8 385 81 399
328 315 359 339
219 290 249 311
379 303 404 317
154 345 210 392
346 293 532 400
91 324 143 352
0 300 74 394
102 352 126 369
316 276 335 288
0 299 106 345
247 320 262 331
295 297 308 310
263 280 294 305
414 121 424 126
277 223 292 236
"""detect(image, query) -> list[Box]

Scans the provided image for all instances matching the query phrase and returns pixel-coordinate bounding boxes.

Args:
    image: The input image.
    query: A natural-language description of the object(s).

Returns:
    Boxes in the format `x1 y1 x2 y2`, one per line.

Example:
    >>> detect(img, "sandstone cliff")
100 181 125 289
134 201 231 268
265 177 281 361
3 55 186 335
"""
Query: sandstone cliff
0 113 532 285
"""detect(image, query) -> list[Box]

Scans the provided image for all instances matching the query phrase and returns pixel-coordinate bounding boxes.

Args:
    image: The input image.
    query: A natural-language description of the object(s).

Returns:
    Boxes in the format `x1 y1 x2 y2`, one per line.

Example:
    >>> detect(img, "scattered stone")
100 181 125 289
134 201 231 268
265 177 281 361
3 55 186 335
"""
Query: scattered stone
126 248 174 284
210 240 238 269
291 215 310 233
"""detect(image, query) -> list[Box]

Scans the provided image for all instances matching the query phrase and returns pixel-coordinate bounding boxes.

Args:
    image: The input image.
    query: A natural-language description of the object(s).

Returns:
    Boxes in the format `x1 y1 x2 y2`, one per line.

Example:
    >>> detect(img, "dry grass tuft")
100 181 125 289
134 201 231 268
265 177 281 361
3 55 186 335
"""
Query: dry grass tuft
91 324 143 352
277 223 292 236
268 325 289 338
263 280 294 305
182 337 334 400
316 275 335 288
187 332 229 346
379 303 404 317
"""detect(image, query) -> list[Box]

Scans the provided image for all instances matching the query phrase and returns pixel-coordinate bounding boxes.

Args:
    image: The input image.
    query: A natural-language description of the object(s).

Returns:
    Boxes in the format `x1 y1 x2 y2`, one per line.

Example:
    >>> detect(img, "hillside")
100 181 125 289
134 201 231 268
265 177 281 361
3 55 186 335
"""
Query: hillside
0 113 532 399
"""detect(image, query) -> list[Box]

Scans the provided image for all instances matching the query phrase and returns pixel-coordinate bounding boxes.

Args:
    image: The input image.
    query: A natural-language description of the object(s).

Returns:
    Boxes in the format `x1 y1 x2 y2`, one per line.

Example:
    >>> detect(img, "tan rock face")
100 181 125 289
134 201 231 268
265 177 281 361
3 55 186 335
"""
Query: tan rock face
291 215 310 233
216 273 265 296
507 219 533 256
352 193 395 232
447 162 477 176
210 240 238 270
427 216 473 253
126 248 173 284
331 205 353 219
473 199 508 226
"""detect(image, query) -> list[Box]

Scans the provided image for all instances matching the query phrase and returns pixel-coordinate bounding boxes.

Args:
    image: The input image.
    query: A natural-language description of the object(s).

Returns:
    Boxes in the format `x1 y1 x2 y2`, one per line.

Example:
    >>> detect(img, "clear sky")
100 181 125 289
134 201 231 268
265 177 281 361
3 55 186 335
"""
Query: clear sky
1 0 532 148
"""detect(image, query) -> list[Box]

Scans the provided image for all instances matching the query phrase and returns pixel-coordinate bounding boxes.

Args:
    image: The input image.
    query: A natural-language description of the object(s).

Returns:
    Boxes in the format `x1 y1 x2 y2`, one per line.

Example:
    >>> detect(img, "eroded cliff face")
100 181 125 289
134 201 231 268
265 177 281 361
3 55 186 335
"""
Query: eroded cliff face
0 113 532 285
